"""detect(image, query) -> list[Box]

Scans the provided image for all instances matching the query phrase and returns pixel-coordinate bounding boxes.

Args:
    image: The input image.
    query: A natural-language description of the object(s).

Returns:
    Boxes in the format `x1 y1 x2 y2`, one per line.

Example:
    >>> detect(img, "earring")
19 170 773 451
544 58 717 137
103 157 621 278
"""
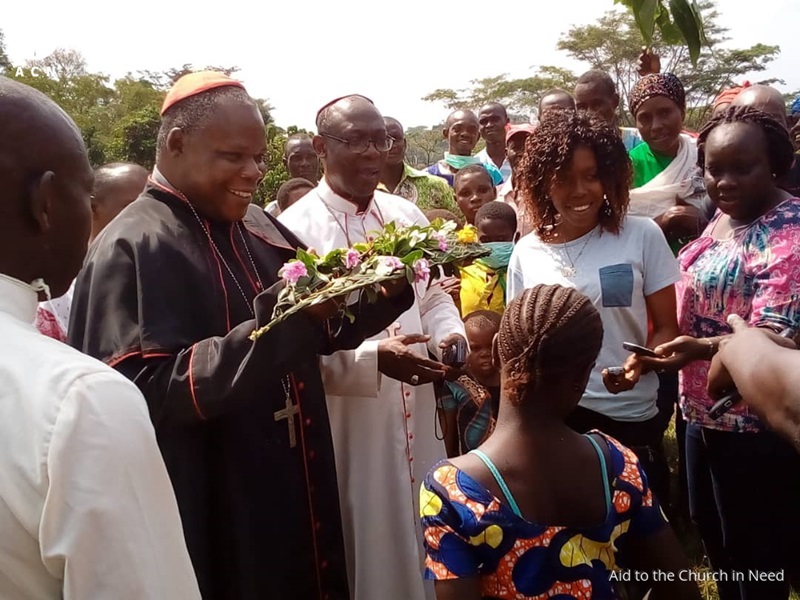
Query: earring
603 196 613 217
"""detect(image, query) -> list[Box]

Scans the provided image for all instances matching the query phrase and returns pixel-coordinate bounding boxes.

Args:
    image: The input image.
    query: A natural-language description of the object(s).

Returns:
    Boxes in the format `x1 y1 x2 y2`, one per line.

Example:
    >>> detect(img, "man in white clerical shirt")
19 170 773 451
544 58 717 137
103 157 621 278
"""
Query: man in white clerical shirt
280 95 467 600
0 76 199 599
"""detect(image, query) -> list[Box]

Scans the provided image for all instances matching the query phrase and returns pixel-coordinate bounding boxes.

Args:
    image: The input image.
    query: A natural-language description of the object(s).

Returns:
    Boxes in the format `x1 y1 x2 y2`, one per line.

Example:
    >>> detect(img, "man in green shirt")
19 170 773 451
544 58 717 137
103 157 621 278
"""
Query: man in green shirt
379 117 463 218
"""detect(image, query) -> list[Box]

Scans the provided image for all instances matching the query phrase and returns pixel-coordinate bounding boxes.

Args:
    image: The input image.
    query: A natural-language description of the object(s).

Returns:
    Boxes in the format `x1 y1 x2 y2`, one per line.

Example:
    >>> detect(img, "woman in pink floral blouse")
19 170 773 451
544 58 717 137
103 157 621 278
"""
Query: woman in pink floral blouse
641 106 800 600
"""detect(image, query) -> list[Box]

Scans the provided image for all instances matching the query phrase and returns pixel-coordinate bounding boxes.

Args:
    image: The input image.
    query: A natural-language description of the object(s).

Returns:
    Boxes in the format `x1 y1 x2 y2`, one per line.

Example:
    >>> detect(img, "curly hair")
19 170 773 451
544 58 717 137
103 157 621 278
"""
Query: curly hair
697 105 795 180
499 284 603 405
516 110 632 236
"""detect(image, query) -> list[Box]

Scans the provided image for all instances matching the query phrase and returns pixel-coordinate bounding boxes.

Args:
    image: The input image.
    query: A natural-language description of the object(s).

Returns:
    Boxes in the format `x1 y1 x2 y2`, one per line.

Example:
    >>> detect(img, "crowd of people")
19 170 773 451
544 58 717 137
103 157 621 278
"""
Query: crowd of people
3 50 800 600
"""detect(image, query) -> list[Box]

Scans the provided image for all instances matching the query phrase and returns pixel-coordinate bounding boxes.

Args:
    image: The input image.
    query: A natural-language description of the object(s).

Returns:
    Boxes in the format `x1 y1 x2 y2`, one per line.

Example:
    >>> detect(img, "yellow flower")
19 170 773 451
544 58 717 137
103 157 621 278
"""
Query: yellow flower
457 225 478 244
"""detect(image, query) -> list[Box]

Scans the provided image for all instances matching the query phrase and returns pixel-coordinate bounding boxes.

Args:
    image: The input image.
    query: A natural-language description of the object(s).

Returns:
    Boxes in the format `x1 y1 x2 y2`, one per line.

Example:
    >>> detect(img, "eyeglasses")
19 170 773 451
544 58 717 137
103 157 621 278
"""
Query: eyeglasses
320 133 395 154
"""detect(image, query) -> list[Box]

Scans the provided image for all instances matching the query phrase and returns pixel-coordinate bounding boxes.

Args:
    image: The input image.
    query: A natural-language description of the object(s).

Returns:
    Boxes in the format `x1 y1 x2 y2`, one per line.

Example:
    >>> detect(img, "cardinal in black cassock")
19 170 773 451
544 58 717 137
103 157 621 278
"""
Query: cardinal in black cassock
68 72 413 600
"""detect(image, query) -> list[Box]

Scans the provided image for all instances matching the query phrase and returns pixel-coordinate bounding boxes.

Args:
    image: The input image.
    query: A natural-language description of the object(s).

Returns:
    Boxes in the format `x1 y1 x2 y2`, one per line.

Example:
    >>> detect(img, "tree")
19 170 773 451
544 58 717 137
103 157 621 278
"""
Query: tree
422 66 577 119
0 29 11 72
559 2 780 127
405 126 446 168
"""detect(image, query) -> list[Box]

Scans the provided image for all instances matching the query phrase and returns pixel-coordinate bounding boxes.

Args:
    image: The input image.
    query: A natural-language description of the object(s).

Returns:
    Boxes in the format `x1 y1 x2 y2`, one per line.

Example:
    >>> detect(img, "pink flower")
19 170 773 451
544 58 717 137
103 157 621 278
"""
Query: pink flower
433 232 448 252
381 256 404 270
344 248 361 269
376 256 404 276
413 258 431 283
280 260 308 285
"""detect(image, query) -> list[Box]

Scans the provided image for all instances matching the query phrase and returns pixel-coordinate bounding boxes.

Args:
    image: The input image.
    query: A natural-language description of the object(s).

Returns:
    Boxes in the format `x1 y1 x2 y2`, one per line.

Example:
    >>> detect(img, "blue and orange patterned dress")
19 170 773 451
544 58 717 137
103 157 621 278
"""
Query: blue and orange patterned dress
420 432 667 599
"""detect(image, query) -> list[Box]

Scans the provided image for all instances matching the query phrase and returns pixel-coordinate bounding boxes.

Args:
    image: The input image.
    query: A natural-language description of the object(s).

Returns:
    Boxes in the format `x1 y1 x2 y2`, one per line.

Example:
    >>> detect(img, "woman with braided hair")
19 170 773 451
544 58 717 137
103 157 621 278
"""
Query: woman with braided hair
640 106 800 600
420 284 698 600
507 109 680 511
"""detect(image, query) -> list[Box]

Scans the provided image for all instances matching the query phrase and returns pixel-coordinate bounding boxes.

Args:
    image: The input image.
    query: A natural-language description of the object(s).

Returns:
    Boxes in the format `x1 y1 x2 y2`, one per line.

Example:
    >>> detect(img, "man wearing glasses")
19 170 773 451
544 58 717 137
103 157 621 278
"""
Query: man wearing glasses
280 95 466 600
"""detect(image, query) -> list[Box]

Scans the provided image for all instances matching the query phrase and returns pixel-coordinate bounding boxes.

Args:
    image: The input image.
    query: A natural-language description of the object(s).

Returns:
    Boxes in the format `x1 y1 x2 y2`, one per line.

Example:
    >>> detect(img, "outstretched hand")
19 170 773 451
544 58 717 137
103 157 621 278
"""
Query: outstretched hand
637 335 707 373
707 315 797 400
378 334 447 386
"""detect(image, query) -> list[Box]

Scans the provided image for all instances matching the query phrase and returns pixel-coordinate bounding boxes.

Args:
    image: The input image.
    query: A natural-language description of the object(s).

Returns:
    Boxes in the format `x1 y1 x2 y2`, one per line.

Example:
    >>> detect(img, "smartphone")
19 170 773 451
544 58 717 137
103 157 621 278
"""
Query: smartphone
442 339 468 369
708 326 795 420
622 342 659 358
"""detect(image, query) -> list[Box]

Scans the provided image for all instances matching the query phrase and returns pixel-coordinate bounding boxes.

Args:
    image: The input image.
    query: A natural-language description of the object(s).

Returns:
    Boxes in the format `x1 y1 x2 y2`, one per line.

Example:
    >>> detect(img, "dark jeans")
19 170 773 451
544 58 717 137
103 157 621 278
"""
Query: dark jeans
567 406 670 514
655 373 691 521
686 423 800 600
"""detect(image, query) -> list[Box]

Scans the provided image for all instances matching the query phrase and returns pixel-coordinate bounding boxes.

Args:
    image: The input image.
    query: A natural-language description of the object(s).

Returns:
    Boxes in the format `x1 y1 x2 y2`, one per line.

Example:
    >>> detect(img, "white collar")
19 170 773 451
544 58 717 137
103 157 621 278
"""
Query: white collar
0 274 39 325
316 177 381 217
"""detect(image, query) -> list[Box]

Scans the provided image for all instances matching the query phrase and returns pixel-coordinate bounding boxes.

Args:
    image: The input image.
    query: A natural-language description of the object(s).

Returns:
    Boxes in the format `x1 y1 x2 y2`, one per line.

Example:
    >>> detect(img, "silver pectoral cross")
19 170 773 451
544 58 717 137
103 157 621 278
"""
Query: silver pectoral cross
274 393 300 448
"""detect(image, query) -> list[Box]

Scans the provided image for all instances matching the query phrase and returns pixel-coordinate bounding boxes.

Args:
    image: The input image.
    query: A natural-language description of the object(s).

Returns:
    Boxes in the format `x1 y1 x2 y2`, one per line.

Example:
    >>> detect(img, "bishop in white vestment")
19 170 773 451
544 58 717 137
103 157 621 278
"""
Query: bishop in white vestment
280 178 466 600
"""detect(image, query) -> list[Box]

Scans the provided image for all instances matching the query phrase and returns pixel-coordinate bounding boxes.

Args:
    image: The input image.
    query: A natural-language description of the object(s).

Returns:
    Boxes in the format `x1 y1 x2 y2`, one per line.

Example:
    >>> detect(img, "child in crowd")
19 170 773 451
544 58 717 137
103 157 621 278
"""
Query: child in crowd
459 201 517 316
439 311 501 456
453 164 497 225
421 284 700 600
275 177 315 215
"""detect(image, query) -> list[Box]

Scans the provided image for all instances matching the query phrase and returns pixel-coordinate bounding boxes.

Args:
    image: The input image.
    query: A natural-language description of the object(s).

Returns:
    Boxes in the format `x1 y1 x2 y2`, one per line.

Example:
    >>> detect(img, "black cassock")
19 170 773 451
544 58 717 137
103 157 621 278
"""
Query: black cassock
69 184 413 600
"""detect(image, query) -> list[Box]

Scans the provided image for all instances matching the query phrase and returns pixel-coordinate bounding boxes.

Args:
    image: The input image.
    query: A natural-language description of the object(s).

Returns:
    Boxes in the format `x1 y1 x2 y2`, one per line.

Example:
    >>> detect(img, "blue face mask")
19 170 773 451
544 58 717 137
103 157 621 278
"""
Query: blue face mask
479 241 514 270
444 152 481 170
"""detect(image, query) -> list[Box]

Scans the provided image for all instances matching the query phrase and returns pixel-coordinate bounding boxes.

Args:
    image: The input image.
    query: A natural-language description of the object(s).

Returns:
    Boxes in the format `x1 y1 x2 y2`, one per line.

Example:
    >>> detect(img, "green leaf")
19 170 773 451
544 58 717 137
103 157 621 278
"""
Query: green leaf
296 249 317 270
405 266 415 284
400 249 424 266
632 0 659 46
669 0 704 64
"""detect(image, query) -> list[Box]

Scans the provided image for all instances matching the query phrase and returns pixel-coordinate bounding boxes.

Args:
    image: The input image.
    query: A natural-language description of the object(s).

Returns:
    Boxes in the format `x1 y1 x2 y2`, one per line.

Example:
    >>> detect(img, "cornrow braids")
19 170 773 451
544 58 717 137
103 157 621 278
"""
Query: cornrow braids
517 110 632 237
499 284 603 405
698 105 795 180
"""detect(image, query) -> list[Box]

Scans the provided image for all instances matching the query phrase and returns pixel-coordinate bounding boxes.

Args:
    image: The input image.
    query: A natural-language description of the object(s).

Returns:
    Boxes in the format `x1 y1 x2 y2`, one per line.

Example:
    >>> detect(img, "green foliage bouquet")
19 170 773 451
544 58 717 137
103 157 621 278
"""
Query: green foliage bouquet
249 220 488 340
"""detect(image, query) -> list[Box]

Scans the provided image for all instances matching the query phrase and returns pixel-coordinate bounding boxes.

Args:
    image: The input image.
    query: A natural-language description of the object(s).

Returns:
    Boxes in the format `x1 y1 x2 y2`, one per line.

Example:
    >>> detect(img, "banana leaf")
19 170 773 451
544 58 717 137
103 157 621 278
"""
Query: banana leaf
615 0 707 65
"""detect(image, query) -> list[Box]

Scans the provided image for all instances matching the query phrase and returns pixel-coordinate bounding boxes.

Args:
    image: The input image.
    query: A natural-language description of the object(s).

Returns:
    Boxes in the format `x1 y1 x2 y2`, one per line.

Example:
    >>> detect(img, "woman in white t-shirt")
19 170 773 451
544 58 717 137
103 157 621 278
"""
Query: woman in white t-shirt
507 109 680 507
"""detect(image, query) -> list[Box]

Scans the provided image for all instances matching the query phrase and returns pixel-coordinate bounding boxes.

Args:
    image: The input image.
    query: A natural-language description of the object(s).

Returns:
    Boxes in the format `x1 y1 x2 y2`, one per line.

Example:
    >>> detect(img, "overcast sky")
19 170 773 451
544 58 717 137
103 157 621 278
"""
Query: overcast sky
4 0 798 129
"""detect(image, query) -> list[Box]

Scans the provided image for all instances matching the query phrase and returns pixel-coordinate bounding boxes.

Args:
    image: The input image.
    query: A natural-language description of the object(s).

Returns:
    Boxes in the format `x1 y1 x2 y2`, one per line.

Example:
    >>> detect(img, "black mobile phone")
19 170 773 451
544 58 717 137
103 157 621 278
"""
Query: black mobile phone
443 339 468 369
708 326 795 420
622 342 659 358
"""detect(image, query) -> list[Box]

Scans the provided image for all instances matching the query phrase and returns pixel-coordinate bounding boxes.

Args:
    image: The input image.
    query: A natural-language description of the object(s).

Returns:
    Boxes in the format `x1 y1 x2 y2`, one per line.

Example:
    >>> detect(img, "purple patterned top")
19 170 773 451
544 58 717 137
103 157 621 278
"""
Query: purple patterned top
677 198 800 432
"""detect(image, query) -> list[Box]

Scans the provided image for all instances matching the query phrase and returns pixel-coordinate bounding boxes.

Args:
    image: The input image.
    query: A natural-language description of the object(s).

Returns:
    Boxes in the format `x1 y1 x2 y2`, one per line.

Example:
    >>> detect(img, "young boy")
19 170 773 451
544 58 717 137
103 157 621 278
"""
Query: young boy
440 311 502 456
453 164 497 225
459 201 517 316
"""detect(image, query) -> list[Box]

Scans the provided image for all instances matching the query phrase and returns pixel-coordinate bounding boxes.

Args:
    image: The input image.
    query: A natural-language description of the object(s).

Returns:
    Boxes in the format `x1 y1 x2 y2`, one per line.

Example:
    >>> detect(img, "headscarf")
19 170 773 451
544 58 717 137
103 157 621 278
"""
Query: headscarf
629 73 686 116
712 81 751 110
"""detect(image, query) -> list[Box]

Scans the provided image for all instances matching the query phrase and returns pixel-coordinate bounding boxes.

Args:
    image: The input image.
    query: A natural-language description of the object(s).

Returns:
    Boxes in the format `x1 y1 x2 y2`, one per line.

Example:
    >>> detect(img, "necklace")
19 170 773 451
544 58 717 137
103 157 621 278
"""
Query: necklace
546 227 597 278
183 200 302 448
185 201 264 311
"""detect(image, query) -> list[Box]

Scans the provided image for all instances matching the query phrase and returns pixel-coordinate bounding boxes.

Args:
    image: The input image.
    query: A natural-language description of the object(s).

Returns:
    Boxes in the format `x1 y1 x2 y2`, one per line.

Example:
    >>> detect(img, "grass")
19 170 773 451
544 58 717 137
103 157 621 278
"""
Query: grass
662 417 800 600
